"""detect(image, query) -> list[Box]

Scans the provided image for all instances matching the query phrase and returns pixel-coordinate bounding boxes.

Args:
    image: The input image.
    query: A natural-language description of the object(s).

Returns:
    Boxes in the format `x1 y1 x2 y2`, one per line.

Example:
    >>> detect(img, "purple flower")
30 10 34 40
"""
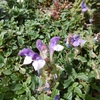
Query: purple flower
18 48 45 71
36 39 48 59
70 35 85 47
49 36 64 62
36 39 43 52
80 0 88 12
54 95 59 100
65 35 85 47
18 48 34 57
49 36 60 51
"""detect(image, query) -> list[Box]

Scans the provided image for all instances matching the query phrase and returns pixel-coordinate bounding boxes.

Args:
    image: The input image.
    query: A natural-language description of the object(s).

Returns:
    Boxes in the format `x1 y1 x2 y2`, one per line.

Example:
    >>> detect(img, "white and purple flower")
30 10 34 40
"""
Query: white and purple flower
49 36 64 62
18 36 64 72
18 48 45 71
36 36 64 62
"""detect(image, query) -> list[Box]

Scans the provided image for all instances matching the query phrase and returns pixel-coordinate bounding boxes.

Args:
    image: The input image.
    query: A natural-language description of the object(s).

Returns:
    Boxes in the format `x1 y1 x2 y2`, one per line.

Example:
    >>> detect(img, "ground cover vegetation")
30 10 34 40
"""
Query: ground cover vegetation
0 0 100 100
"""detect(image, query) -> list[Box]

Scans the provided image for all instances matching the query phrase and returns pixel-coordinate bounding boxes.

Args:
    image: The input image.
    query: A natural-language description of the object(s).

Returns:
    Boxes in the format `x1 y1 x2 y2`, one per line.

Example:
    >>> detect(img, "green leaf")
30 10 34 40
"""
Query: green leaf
11 73 18 81
77 73 88 81
0 93 4 100
72 82 78 88
14 66 19 71
74 87 82 94
23 76 31 88
13 84 23 91
0 55 4 63
75 96 81 100
51 89 59 98
0 31 6 46
74 87 85 99
19 68 26 74
64 76 74 88
18 95 27 100
0 55 4 67
29 96 36 100
15 88 25 95
68 53 75 60
25 76 31 85
3 69 12 75
38 94 52 100
64 91 72 100
17 36 24 45
85 94 97 100
76 56 87 63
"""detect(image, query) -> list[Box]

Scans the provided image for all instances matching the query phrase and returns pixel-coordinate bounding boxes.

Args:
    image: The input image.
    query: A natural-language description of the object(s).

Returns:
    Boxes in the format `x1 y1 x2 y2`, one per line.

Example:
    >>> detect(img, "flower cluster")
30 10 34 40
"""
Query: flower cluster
18 36 64 72
18 33 99 98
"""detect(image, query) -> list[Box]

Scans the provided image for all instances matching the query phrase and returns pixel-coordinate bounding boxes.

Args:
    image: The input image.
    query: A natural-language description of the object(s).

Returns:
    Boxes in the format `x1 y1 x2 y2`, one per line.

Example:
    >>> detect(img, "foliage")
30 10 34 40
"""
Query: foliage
0 0 100 100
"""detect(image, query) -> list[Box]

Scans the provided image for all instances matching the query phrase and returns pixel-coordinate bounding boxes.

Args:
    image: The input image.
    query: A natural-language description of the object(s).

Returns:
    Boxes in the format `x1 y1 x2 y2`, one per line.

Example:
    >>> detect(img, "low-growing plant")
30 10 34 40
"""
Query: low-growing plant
0 0 100 100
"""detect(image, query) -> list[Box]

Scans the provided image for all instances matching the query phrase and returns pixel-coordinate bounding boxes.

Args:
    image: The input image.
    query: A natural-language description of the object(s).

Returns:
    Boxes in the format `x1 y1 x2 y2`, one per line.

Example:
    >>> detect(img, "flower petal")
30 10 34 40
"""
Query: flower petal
32 60 45 71
79 39 86 46
49 36 60 50
80 0 88 12
23 56 33 65
70 35 79 43
32 53 41 60
54 44 64 51
18 48 34 57
72 41 80 47
36 39 43 51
